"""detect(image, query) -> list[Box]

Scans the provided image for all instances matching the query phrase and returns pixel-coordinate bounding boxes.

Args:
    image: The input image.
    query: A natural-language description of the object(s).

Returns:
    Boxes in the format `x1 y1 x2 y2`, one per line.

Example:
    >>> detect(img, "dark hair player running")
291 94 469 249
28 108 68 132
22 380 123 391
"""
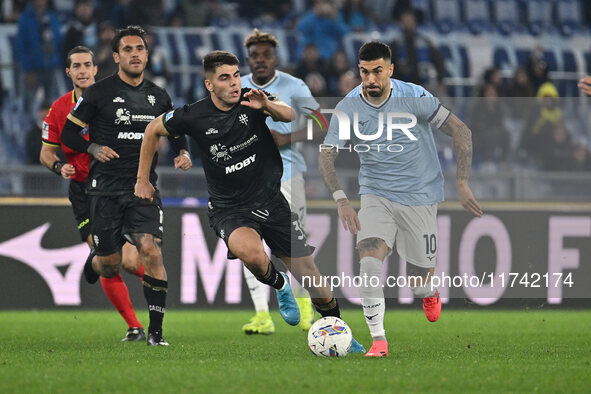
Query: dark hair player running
61 26 191 346
135 50 364 353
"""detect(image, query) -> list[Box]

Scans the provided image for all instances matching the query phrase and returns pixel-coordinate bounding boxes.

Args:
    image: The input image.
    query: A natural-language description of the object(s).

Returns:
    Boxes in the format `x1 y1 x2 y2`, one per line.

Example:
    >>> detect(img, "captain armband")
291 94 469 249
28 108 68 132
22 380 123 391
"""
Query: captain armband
428 105 451 129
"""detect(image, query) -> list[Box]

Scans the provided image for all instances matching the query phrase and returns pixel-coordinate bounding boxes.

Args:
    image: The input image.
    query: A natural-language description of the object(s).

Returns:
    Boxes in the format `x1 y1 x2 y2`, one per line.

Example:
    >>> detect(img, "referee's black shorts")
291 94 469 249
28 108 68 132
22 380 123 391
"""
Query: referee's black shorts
68 180 91 242
89 191 163 256
208 191 315 260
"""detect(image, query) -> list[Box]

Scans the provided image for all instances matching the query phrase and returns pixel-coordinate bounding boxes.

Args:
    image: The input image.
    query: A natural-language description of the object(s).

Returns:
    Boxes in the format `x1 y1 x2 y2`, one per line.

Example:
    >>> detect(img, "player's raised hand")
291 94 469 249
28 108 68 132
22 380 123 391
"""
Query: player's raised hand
241 89 268 110
578 76 591 96
87 143 119 163
457 181 483 217
60 163 76 179
134 179 155 202
174 150 192 170
337 199 361 234
269 129 291 147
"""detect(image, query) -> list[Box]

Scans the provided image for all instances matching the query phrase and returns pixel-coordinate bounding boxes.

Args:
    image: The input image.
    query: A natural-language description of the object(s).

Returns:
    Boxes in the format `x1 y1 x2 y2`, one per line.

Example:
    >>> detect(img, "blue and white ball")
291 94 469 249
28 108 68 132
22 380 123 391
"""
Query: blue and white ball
307 317 353 357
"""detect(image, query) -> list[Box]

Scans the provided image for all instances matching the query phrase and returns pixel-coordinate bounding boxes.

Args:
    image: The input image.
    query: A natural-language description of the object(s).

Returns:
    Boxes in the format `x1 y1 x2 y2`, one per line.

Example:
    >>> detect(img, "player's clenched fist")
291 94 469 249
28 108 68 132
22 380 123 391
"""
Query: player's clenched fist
134 179 155 202
174 150 192 170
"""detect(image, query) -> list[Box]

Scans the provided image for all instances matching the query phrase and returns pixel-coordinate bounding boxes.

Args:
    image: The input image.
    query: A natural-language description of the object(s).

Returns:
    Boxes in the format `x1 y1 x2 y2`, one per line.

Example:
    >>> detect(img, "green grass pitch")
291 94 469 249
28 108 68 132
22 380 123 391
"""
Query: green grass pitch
0 309 589 393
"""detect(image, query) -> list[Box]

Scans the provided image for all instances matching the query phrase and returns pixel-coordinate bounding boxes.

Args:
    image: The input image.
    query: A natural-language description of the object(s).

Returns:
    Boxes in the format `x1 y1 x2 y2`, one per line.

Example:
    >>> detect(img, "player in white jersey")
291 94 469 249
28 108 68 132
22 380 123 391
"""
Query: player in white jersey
240 29 320 335
319 42 483 357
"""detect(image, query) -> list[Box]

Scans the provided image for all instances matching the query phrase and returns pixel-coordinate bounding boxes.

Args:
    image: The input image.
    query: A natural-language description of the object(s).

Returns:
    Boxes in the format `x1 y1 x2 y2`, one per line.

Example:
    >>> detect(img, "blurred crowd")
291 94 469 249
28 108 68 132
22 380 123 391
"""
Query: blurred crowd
3 0 591 172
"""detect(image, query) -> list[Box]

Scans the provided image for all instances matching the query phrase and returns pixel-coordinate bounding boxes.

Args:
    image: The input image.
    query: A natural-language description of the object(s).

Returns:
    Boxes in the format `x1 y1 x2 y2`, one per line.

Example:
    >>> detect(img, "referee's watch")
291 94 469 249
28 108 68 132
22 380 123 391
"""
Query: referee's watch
51 160 65 176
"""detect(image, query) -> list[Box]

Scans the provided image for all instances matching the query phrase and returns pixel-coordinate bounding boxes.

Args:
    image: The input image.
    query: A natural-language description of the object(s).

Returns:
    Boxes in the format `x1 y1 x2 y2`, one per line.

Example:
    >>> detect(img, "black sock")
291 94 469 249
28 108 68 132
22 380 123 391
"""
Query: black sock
254 262 285 290
313 298 341 318
142 275 168 335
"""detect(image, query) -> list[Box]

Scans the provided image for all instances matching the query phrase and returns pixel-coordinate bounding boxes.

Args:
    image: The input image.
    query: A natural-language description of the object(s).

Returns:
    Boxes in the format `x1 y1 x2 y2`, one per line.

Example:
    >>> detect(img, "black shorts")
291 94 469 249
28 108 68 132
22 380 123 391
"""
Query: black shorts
208 192 315 260
68 180 91 242
89 191 163 256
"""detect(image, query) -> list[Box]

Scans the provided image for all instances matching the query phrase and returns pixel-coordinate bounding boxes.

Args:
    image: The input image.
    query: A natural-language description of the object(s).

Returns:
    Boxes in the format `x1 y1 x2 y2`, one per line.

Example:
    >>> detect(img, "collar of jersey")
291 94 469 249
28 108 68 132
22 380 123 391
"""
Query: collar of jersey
360 79 393 109
116 72 145 89
71 90 76 103
248 71 278 90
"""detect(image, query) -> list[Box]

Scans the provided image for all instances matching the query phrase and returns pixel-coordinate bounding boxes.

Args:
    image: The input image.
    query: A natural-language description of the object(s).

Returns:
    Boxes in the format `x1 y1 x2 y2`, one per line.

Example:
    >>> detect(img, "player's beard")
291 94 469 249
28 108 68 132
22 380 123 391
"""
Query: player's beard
121 63 145 79
365 85 384 97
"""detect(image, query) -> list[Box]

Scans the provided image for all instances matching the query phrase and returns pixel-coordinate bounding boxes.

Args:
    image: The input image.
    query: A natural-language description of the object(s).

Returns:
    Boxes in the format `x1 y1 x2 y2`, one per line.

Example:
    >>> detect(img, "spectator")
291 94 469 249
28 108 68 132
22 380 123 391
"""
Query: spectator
24 100 52 165
110 0 133 27
305 71 328 97
520 82 562 165
469 83 511 164
337 70 360 96
482 67 504 96
296 0 348 60
525 45 550 92
238 0 288 22
1 0 28 22
62 0 98 60
94 21 117 81
144 29 169 88
571 141 591 171
539 122 574 171
390 8 446 91
338 0 371 32
294 43 326 82
16 0 64 111
179 0 211 27
326 50 351 95
508 66 535 98
129 0 165 26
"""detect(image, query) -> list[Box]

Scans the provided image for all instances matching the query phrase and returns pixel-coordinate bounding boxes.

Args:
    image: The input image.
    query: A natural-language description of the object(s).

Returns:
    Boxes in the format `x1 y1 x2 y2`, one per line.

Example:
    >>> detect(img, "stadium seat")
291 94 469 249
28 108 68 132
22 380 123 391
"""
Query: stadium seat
556 0 584 36
523 0 553 35
463 0 495 35
492 0 525 35
431 0 462 33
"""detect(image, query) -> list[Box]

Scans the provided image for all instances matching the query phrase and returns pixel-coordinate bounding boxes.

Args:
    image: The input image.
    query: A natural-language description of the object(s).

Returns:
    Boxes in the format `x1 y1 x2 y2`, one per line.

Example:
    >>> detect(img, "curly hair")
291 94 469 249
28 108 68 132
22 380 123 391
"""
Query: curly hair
244 28 280 49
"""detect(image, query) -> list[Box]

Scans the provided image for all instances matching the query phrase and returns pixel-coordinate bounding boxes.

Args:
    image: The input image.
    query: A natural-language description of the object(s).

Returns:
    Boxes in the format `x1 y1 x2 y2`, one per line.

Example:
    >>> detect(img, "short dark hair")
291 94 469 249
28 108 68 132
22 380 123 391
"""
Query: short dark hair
111 25 148 53
66 46 95 68
203 50 239 75
358 41 392 62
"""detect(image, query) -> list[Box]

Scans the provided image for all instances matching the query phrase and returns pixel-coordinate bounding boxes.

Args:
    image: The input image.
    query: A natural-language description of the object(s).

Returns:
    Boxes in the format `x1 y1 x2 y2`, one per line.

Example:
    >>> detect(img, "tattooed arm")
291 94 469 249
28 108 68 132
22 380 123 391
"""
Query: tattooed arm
319 147 361 234
439 113 483 217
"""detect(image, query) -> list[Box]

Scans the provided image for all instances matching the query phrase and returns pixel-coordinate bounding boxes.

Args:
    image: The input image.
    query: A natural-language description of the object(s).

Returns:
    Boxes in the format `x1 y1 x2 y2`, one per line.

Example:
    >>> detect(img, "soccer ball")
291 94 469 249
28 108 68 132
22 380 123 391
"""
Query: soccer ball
307 317 353 357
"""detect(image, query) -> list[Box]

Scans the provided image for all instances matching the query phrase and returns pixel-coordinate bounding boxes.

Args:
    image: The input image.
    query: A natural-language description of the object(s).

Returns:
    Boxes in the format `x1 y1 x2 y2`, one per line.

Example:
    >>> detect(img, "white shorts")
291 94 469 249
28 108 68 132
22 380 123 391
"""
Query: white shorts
356 194 438 268
280 173 306 229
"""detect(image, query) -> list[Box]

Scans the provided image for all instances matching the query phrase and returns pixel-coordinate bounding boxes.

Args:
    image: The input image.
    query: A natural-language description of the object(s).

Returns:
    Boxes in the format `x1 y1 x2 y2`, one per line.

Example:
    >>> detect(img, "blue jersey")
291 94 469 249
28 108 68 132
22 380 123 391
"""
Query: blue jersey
243 71 318 181
323 79 448 205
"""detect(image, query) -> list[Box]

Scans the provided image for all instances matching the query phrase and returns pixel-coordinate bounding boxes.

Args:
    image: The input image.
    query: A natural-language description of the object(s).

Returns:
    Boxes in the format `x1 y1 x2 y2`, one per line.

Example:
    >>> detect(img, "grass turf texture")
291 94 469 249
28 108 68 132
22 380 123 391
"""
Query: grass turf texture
0 310 589 393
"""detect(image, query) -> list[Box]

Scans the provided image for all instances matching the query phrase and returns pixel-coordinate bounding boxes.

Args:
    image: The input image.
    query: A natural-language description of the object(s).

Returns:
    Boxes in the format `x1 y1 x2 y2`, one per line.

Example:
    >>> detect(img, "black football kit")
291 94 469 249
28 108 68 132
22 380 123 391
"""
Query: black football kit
63 73 182 255
163 88 314 259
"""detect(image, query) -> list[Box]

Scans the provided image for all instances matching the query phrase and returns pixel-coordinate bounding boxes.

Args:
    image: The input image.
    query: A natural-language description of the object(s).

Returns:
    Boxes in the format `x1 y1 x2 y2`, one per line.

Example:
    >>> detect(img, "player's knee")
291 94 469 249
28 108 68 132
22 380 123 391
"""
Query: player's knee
138 235 162 259
357 238 387 257
101 262 121 278
139 243 162 264
236 244 266 267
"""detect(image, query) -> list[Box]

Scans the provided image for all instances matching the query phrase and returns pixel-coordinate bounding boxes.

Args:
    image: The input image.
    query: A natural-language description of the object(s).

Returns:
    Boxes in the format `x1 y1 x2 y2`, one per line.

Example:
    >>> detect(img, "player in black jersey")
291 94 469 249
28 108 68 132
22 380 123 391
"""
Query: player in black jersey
61 26 190 346
135 50 364 351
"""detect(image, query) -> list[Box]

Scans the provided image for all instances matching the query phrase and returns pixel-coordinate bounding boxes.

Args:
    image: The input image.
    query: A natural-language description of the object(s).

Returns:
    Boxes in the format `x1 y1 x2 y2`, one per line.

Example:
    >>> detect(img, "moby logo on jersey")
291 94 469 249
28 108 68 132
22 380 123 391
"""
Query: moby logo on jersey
225 154 256 174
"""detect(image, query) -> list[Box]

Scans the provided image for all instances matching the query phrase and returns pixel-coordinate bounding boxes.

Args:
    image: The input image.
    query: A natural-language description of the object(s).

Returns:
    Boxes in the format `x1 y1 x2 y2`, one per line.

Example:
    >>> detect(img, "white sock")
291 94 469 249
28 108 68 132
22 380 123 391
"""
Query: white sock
359 256 386 341
243 264 269 313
